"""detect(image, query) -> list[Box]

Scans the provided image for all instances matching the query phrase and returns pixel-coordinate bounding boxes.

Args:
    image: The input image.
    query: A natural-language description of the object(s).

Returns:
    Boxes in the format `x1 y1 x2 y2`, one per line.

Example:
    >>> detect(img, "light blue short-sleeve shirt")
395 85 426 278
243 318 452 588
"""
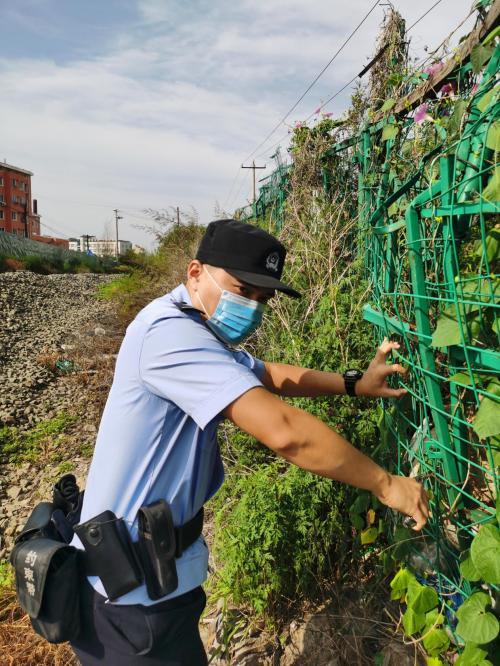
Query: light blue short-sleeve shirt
71 283 264 605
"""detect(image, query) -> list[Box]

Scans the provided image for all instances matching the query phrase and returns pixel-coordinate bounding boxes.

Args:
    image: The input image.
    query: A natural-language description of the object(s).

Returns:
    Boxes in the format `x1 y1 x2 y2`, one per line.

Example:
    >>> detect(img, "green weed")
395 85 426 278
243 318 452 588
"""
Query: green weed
0 561 14 589
212 462 348 619
0 413 77 463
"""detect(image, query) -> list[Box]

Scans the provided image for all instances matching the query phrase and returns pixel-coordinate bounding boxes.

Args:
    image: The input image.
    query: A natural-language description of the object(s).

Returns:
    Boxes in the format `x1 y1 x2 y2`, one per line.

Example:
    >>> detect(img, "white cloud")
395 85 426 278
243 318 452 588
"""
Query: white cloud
0 0 477 249
136 0 174 23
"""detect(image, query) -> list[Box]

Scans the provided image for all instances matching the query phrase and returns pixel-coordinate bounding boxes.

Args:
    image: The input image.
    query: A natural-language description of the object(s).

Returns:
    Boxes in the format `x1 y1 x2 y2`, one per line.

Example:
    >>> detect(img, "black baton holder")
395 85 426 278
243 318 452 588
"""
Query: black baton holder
138 500 179 600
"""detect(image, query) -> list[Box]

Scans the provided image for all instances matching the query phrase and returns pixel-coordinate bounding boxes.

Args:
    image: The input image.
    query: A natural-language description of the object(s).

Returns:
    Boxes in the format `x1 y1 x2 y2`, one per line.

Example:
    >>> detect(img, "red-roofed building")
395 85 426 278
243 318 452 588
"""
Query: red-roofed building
0 160 41 238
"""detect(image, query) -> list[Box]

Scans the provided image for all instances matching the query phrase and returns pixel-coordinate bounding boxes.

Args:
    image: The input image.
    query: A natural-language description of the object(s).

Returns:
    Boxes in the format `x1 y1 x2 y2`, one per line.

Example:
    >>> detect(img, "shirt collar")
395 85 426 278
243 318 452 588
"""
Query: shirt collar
169 283 193 306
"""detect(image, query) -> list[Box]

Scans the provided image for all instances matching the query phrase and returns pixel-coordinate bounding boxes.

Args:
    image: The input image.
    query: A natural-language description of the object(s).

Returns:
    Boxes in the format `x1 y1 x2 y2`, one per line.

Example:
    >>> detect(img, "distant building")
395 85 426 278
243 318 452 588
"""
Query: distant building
132 244 145 254
68 235 132 257
0 160 41 238
68 235 97 252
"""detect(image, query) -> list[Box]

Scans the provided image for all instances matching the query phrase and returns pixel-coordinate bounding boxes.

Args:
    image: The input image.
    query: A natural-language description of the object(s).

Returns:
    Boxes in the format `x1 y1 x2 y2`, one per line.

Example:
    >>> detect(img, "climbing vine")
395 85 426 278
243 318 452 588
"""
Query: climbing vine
233 3 500 662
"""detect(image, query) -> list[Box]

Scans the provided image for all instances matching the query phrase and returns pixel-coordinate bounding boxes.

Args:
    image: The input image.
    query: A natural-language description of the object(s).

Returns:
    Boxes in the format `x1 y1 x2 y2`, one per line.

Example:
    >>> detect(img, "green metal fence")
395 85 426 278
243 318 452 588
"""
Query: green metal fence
0 231 79 261
0 230 106 269
244 7 500 642
351 41 500 628
237 162 291 229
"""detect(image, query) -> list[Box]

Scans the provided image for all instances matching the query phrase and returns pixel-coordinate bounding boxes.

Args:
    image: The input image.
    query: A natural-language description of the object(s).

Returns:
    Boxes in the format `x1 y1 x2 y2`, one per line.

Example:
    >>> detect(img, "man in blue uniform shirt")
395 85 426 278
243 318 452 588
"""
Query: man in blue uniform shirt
71 219 428 665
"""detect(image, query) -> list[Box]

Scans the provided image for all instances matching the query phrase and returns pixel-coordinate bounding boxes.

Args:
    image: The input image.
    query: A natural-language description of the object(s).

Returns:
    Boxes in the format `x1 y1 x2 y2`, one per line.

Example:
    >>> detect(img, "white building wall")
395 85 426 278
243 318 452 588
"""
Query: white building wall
68 237 132 256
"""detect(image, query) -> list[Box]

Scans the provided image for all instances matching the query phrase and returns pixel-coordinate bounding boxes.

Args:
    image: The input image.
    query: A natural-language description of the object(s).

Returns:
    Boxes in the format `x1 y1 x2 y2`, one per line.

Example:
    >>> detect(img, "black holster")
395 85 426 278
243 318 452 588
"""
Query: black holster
138 500 179 600
74 511 144 601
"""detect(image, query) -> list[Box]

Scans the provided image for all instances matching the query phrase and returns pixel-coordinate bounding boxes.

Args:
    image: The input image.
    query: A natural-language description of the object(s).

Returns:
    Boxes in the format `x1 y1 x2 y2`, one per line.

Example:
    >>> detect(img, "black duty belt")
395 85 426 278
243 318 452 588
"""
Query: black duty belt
75 503 204 600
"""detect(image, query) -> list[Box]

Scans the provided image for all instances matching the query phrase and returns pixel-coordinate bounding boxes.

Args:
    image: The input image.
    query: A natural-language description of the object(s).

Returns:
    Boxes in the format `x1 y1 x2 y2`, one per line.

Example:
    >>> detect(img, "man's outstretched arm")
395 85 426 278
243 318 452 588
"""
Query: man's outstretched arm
223 386 429 530
261 338 408 399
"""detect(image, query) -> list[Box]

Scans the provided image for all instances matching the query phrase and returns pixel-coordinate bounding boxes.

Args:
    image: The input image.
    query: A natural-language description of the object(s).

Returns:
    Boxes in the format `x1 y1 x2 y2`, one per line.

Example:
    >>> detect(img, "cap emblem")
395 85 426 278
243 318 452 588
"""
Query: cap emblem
265 252 280 273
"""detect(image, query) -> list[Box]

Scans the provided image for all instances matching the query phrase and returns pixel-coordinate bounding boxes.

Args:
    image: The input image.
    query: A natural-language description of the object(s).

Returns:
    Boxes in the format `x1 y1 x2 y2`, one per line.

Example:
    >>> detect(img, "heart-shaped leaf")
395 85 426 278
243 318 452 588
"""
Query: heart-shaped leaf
360 526 378 545
460 550 481 582
470 524 500 583
423 628 450 656
403 607 426 636
407 585 439 614
473 391 500 441
390 568 415 597
471 43 494 74
349 511 364 531
456 593 499 644
481 167 500 203
382 124 399 141
455 642 488 665
486 122 500 152
381 98 396 112
476 85 498 113
425 608 444 630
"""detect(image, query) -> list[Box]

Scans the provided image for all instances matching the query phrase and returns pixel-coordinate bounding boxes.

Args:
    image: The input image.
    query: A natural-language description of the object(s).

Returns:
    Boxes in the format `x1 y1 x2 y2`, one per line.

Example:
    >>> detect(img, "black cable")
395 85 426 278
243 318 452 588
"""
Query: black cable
406 0 444 32
40 222 71 238
242 0 381 164
251 0 450 162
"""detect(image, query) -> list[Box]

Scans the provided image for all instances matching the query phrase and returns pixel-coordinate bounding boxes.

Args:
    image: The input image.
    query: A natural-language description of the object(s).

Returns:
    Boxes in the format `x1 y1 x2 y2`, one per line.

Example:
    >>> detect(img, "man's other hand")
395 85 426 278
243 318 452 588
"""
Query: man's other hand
356 337 408 399
375 473 430 531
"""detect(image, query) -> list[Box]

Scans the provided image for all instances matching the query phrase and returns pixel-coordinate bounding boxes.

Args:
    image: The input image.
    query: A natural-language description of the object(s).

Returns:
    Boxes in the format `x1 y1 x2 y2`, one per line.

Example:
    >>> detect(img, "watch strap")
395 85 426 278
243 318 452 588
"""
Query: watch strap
343 369 363 397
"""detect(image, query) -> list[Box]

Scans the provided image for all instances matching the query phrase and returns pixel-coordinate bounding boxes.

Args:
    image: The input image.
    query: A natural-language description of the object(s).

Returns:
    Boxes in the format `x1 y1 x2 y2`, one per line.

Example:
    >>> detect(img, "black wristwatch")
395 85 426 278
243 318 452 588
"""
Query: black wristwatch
343 369 364 397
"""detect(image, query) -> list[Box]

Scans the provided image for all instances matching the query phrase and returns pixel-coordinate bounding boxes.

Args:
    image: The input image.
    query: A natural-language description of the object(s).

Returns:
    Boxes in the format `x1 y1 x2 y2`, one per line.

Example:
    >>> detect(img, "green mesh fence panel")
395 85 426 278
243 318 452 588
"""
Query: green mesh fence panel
236 163 291 229
0 231 105 267
331 43 499 628
244 19 500 636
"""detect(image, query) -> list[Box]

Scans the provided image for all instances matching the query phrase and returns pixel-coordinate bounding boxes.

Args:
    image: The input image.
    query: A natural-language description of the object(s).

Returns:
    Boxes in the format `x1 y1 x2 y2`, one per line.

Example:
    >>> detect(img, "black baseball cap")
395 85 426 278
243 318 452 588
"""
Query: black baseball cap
196 219 301 298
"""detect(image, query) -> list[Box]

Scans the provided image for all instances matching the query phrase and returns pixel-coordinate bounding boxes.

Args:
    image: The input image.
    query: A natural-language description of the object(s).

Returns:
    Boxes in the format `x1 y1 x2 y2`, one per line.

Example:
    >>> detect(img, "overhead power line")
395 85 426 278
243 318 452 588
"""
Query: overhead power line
249 0 449 163
241 0 381 164
406 0 444 32
40 220 72 239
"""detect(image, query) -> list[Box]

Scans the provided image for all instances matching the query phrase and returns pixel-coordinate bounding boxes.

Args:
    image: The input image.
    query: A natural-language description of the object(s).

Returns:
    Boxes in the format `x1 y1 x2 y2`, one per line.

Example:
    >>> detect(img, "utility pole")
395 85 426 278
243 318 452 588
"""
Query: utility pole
176 206 180 226
23 202 29 238
241 161 266 205
113 208 123 258
82 234 92 252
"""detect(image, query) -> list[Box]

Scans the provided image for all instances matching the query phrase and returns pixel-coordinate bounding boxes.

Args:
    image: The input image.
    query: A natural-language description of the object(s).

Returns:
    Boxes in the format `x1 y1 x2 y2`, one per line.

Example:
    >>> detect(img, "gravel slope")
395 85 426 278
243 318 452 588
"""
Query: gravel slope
0 271 117 428
0 271 119 559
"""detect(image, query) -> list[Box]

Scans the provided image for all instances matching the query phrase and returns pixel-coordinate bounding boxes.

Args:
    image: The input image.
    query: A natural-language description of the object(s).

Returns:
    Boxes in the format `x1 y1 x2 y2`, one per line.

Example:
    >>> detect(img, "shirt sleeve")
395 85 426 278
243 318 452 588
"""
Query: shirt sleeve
139 316 264 429
232 349 266 381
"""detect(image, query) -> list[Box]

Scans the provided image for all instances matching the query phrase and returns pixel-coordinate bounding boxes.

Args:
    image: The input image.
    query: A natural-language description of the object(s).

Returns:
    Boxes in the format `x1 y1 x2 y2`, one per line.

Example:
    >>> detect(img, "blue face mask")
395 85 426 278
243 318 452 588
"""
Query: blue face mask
198 268 266 345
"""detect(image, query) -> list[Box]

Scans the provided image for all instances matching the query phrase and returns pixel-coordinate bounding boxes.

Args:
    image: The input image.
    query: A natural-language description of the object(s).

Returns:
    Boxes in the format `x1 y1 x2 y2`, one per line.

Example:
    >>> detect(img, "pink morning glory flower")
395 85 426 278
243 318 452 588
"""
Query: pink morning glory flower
295 121 304 129
414 103 430 125
439 82 454 96
322 112 333 118
424 62 444 77
314 107 321 114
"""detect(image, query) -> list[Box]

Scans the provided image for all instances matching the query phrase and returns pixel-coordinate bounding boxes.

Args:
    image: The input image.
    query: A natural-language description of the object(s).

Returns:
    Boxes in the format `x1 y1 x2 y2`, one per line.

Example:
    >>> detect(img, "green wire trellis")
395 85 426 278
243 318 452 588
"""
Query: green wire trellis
242 27 500 631
335 42 499 622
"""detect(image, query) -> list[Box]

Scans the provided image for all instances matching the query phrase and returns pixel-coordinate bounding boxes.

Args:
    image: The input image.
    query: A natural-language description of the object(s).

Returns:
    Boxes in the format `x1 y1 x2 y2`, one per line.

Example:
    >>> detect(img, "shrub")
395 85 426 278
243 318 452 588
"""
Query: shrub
213 461 348 619
1 256 25 271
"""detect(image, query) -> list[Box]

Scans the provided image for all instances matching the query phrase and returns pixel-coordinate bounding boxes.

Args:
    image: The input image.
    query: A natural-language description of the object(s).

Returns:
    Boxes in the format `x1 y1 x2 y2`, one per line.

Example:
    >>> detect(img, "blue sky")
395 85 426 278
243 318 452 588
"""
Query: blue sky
0 0 476 248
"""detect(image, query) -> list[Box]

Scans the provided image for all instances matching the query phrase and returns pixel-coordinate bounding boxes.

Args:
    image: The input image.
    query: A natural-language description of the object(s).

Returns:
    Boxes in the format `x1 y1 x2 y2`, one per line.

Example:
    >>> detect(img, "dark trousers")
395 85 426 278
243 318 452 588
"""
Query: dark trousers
71 580 208 665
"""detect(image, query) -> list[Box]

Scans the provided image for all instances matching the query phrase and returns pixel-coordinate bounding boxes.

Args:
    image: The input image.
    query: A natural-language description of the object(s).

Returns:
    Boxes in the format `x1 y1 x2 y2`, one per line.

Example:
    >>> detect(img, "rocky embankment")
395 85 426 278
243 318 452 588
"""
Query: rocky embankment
0 271 120 560
0 271 117 429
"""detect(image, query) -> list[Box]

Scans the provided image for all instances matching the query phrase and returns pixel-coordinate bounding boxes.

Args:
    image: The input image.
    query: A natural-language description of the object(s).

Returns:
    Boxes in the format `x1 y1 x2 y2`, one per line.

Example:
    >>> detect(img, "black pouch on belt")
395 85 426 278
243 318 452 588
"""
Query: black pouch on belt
10 502 82 644
137 500 178 600
74 511 143 601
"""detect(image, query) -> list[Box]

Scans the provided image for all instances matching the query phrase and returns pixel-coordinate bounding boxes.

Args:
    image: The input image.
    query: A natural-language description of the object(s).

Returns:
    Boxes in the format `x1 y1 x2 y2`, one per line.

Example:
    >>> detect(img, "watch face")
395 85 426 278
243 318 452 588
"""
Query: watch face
345 369 363 379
